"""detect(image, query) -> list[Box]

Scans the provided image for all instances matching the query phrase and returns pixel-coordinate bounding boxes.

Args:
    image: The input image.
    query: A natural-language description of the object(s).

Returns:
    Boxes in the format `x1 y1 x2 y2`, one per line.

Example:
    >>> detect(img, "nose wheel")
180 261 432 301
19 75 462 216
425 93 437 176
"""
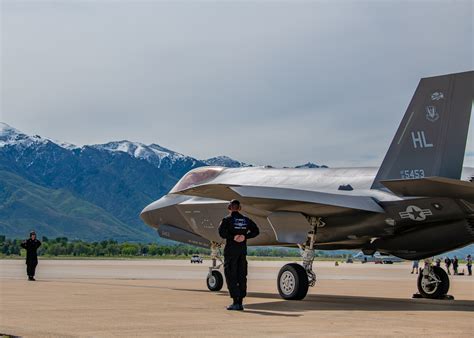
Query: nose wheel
206 242 224 292
277 263 309 300
207 270 224 291
277 222 320 300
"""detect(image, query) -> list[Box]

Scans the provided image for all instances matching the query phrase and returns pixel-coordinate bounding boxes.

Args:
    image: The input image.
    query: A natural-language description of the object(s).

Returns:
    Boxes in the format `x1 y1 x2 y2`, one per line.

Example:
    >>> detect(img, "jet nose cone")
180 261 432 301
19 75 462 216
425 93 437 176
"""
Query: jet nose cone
140 194 188 227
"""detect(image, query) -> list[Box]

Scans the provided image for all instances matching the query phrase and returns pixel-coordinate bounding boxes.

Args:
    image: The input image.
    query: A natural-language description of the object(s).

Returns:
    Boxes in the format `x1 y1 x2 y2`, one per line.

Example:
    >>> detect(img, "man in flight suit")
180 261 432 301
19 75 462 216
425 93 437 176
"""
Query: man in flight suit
218 200 259 310
20 231 42 281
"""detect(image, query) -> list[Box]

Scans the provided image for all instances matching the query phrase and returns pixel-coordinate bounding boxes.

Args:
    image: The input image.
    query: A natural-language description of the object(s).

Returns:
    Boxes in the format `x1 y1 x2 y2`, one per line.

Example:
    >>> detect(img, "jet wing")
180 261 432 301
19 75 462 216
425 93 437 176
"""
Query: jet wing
380 176 474 200
173 184 384 214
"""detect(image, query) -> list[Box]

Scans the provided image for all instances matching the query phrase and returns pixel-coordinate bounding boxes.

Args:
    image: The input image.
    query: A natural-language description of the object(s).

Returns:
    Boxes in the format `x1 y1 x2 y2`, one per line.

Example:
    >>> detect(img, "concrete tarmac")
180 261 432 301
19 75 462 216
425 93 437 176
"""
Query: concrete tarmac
1 259 473 337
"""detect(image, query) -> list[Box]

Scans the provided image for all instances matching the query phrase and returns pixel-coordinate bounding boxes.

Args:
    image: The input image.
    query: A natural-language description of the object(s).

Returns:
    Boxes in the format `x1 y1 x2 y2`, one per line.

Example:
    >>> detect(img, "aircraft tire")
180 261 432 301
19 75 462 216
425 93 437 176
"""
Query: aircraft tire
207 270 223 291
277 263 309 300
417 266 450 299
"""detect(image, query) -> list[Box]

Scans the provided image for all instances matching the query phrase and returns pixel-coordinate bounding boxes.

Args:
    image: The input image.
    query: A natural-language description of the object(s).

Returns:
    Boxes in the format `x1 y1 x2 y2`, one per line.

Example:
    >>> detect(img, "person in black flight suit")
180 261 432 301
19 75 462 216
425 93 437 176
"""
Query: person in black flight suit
20 231 42 281
218 199 259 311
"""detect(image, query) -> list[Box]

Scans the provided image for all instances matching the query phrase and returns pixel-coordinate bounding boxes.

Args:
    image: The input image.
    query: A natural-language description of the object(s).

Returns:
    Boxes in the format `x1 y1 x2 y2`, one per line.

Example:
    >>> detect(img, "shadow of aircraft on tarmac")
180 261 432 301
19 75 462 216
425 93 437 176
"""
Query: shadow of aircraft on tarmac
43 280 472 315
173 288 474 313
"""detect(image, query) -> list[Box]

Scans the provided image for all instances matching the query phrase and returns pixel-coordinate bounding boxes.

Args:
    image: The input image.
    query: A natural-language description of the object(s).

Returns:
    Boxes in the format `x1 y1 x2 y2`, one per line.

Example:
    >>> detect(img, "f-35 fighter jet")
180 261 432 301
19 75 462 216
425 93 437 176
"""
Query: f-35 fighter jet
141 71 474 300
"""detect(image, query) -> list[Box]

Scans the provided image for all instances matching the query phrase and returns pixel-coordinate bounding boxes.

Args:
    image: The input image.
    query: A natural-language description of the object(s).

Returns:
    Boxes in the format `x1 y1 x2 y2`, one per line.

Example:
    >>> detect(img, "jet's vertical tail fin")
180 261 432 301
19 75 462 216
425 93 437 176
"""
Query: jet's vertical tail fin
371 71 473 189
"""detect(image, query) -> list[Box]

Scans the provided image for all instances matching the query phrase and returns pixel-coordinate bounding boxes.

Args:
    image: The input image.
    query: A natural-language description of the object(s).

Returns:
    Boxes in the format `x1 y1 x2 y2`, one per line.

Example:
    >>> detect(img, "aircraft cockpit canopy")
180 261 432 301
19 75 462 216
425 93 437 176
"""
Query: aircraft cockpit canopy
170 167 224 193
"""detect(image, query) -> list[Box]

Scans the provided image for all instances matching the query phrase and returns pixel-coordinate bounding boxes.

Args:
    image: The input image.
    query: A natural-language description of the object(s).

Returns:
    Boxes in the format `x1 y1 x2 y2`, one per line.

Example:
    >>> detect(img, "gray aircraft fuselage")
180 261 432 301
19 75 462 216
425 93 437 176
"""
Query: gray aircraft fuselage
141 166 474 259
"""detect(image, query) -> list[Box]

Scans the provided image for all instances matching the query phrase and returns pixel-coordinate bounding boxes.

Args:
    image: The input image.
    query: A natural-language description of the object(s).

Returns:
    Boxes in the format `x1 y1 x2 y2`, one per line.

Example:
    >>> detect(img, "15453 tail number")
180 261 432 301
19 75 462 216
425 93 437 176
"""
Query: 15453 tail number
400 169 425 179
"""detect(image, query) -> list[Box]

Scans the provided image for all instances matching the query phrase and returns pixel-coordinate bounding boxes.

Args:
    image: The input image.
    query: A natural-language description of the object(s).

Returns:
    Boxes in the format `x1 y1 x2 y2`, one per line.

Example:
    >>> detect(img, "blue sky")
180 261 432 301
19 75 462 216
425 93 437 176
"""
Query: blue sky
1 0 472 167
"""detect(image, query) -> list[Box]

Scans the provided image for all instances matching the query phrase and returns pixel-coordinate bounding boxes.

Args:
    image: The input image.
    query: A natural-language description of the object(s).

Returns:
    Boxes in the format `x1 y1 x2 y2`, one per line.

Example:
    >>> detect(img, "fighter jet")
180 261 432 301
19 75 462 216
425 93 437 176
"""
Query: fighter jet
141 71 474 300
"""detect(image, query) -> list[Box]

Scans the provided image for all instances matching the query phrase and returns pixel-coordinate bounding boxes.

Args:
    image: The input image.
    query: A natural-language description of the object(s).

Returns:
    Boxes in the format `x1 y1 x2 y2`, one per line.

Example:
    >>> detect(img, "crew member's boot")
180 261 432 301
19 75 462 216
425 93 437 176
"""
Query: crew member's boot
238 297 244 310
227 298 242 311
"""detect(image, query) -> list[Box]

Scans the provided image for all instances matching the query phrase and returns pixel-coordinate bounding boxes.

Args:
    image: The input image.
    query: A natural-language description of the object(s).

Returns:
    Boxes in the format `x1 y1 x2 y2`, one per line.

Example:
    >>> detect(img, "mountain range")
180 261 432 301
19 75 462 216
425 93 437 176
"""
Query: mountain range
0 122 325 242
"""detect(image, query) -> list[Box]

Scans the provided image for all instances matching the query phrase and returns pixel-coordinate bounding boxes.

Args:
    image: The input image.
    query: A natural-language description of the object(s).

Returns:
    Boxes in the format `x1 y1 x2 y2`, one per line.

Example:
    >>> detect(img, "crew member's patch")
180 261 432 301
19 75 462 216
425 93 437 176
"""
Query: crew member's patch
233 218 248 230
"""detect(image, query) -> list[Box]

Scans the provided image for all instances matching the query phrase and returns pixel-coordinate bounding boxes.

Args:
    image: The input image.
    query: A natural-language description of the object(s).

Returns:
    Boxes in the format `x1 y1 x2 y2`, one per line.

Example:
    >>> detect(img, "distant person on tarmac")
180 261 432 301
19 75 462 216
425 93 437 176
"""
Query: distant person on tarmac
435 258 441 267
218 199 259 311
411 260 419 274
453 256 459 275
20 231 41 281
444 257 452 275
467 255 472 276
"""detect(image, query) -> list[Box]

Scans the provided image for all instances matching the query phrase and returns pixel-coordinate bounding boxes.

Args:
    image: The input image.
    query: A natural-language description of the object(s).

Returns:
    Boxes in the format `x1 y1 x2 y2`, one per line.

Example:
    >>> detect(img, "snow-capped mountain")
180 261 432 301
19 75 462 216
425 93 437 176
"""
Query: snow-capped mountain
0 123 220 172
92 140 202 170
1 123 249 171
0 122 327 170
0 122 78 150
204 156 251 168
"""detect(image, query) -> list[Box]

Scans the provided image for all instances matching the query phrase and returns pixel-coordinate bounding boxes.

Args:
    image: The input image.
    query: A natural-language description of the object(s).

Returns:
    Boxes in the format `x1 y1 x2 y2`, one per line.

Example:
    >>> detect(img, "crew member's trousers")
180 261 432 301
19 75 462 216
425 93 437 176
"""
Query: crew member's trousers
26 260 37 277
224 254 248 300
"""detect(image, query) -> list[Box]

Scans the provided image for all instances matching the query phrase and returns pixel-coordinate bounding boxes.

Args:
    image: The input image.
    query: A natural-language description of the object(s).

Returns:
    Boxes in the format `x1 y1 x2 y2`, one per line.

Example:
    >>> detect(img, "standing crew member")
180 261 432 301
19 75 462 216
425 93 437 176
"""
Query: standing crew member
411 260 419 274
20 231 41 281
466 255 472 276
218 200 259 311
452 256 459 275
444 257 452 275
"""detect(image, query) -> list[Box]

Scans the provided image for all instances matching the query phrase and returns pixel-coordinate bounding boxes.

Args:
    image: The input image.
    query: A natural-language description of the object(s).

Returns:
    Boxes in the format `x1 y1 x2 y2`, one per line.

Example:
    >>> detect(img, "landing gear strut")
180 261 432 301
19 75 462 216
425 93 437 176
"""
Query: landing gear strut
206 242 224 291
278 221 320 300
416 259 451 299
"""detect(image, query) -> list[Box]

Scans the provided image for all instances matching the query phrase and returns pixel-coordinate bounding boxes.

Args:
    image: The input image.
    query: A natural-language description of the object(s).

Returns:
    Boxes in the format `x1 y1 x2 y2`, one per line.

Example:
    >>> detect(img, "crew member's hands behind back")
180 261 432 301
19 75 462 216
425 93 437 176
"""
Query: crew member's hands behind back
233 235 245 243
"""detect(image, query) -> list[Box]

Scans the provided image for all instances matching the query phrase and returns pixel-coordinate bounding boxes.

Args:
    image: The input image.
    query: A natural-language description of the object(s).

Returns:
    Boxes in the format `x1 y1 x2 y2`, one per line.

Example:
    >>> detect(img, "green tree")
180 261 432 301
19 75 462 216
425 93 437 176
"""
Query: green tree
121 243 139 256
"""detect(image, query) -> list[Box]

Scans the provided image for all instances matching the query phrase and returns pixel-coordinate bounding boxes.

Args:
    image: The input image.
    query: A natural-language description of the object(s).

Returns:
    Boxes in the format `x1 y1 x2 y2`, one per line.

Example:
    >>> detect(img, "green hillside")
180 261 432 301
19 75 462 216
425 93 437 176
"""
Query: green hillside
0 170 156 242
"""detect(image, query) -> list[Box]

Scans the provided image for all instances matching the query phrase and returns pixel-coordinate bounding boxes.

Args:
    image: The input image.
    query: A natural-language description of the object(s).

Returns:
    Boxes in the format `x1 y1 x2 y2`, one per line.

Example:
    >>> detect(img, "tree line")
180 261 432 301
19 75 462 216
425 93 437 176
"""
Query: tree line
0 235 305 258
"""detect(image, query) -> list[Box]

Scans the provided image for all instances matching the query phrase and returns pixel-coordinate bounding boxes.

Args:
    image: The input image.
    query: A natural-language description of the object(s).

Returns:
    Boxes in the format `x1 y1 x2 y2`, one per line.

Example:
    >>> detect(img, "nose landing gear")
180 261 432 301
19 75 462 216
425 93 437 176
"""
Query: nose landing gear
206 242 224 291
277 223 320 300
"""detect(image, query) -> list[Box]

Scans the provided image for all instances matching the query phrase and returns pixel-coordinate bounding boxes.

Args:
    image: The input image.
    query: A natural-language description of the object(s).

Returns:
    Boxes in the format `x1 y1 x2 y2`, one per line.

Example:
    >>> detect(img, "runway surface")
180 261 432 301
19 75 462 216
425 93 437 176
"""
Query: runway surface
1 259 473 337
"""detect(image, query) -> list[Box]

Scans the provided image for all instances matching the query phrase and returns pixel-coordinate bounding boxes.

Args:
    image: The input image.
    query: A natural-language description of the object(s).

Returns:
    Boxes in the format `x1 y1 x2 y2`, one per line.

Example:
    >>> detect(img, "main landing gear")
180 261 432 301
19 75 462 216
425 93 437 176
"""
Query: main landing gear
277 223 319 300
415 260 451 299
206 242 224 292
